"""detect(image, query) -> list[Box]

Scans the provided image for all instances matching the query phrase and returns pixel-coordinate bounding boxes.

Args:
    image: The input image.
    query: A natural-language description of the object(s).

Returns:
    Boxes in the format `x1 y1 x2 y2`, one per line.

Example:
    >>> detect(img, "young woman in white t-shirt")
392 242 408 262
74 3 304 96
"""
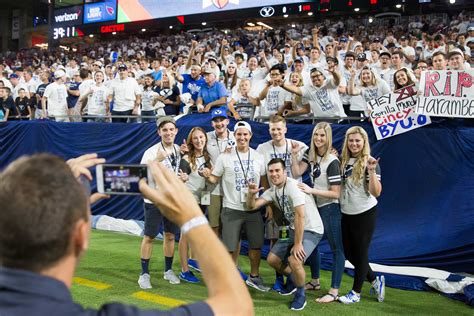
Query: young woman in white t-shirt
179 127 213 283
291 122 344 303
338 126 384 304
277 72 310 118
223 62 239 101
228 79 259 120
348 66 391 105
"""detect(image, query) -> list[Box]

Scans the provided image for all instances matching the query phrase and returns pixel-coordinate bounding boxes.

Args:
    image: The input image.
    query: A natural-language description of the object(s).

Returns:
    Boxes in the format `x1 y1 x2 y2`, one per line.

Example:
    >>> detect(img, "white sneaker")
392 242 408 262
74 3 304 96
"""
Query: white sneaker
138 273 152 289
338 290 361 304
164 269 181 284
371 275 385 302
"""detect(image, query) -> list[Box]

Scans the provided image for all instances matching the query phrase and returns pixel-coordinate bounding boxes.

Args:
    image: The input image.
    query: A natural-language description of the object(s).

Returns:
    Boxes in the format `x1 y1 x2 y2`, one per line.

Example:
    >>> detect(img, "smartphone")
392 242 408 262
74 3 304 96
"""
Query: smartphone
96 164 152 195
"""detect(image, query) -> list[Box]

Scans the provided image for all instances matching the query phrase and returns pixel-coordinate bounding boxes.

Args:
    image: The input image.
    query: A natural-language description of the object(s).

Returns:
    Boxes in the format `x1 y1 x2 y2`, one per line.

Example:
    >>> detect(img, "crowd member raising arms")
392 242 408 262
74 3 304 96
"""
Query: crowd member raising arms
291 122 344 304
337 126 385 305
347 66 391 106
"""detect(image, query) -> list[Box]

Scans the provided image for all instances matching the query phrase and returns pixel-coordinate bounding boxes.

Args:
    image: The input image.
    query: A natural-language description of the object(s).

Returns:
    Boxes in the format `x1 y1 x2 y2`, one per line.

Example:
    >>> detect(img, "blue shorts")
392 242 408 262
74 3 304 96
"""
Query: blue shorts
143 202 179 238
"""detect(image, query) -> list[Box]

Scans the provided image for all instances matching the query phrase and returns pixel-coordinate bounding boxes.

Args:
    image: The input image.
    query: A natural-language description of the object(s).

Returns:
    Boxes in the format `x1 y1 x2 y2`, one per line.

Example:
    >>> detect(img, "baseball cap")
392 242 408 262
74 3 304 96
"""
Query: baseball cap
233 121 252 134
9 73 19 79
380 51 391 58
357 53 367 61
211 107 228 120
234 53 244 60
373 37 381 42
54 70 66 79
284 43 291 48
156 116 176 129
386 43 396 49
448 48 464 58
326 56 338 65
294 57 304 63
202 67 215 75
467 25 474 32
339 37 348 43
118 64 128 70
400 35 407 41
208 56 218 63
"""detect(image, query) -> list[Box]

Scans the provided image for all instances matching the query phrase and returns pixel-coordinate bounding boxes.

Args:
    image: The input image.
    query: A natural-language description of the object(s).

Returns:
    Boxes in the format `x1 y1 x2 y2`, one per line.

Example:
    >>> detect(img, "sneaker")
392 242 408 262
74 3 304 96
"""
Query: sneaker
290 293 307 311
371 275 385 302
138 273 152 289
179 270 200 283
246 275 270 292
271 277 285 293
188 258 201 273
280 278 296 296
338 290 361 304
163 269 181 285
237 267 248 281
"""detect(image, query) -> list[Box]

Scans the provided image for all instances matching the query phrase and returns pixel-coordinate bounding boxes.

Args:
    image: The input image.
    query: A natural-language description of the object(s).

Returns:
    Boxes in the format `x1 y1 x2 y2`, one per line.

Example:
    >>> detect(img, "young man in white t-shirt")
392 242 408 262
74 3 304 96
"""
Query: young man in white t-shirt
138 117 187 289
79 71 110 122
247 158 324 311
202 121 269 292
42 70 68 122
258 64 291 118
107 64 142 123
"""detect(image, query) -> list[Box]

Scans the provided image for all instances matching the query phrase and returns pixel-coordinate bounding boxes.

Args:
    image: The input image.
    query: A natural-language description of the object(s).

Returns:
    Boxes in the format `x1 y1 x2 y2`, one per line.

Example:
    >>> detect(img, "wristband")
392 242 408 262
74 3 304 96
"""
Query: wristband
181 216 208 235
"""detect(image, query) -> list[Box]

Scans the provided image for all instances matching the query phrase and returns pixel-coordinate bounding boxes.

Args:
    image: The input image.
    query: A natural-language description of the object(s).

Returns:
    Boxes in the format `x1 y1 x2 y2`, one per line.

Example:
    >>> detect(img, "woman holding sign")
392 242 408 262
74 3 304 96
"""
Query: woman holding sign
393 68 416 91
337 126 385 305
347 66 391 104
179 127 213 284
291 122 345 303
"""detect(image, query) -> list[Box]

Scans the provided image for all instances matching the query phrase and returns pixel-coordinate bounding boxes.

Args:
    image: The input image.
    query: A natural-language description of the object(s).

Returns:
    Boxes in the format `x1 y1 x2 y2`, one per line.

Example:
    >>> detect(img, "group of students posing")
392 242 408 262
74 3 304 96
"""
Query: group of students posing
138 109 384 311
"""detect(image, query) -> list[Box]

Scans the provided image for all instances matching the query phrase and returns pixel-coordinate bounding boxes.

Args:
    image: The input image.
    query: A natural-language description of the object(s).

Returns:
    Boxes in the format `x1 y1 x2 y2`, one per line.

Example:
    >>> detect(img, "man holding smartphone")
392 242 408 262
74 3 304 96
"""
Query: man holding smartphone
138 116 185 289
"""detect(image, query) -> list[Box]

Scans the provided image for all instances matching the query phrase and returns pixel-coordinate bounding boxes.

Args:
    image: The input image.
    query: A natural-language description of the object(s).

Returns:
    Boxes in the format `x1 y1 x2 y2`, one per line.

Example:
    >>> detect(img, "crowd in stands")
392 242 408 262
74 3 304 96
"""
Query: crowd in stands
0 11 473 122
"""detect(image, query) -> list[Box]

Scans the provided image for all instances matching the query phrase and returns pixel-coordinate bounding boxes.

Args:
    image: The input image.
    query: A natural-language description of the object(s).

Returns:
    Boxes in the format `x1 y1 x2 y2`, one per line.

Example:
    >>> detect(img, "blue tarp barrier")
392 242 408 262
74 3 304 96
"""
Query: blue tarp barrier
1 116 473 276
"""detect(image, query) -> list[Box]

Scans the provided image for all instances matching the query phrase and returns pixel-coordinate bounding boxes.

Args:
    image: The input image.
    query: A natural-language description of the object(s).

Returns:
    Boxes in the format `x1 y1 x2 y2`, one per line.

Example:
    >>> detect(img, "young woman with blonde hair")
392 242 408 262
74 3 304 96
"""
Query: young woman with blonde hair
291 122 344 303
337 126 385 304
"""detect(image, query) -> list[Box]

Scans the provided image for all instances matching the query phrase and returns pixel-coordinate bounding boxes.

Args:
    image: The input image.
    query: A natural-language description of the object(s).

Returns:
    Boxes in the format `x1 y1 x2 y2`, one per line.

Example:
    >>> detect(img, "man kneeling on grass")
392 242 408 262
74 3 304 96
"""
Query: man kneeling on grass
0 153 253 316
246 158 324 311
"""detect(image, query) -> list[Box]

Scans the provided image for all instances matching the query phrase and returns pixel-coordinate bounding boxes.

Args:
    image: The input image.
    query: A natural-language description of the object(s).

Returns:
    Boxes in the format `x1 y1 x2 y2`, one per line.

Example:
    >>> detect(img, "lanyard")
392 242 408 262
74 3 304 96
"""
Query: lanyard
161 142 178 173
215 130 230 154
236 149 251 184
311 155 323 183
271 139 289 159
275 181 290 225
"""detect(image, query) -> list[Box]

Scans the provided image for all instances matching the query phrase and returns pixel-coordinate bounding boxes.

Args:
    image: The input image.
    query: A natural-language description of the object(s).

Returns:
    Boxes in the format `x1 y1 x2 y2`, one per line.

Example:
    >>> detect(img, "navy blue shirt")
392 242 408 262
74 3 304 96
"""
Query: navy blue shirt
0 267 214 316
66 81 81 109
181 74 205 101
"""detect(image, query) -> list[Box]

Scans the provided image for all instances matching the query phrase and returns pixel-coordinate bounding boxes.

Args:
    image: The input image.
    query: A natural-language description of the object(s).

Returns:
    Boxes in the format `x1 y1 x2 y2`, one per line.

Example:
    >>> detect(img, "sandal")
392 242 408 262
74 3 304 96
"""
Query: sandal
304 280 321 291
316 293 339 304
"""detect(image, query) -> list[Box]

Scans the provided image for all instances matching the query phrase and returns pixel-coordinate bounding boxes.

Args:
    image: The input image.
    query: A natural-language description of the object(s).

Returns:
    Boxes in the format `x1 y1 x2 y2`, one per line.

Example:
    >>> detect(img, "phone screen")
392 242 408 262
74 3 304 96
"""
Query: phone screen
97 164 149 195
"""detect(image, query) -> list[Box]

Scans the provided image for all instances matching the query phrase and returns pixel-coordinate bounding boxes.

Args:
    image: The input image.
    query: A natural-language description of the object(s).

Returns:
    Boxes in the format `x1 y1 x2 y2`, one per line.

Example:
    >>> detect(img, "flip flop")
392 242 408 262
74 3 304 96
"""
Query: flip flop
304 280 321 291
316 293 339 303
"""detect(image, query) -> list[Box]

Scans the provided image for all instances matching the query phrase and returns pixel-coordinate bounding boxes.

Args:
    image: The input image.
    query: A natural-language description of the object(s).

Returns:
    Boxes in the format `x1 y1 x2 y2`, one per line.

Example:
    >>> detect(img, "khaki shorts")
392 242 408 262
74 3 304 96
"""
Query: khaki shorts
208 194 222 228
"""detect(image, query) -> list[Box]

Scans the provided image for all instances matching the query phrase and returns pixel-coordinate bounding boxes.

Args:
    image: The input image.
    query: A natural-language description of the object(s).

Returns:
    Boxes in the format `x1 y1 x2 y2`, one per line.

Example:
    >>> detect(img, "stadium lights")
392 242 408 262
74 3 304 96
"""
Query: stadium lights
396 4 402 8
307 12 313 16
283 14 288 18
112 32 116 35
369 17 373 23
291 23 296 28
141 28 146 32
354 8 360 11
247 22 255 26
449 0 456 3
257 21 273 29
169 25 173 29
89 34 94 38
202 22 207 26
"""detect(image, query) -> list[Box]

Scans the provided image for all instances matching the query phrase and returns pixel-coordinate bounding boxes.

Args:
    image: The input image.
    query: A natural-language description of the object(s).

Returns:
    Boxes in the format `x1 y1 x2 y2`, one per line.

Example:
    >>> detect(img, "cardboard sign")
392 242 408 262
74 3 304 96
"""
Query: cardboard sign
367 85 431 140
416 70 474 118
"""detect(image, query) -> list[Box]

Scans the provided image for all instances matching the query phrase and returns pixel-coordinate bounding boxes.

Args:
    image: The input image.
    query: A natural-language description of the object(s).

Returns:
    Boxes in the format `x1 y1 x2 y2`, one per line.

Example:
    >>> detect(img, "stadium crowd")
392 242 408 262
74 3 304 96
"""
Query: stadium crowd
0 11 473 122
0 9 473 314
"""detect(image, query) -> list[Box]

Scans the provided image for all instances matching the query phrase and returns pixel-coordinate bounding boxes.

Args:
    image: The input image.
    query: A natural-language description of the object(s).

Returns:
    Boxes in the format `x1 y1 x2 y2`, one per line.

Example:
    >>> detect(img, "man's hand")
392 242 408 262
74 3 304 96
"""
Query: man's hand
204 104 212 113
66 153 105 181
180 139 189 155
247 182 262 195
291 140 300 156
156 148 171 162
139 161 203 226
291 242 307 262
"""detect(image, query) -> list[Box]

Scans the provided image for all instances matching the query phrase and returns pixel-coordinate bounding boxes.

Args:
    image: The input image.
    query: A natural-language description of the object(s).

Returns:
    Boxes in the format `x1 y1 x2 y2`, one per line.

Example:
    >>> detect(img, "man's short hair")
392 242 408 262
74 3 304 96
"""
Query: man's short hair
0 154 88 272
270 64 285 74
268 157 286 169
2 86 11 95
432 51 446 60
269 114 286 125
391 51 404 59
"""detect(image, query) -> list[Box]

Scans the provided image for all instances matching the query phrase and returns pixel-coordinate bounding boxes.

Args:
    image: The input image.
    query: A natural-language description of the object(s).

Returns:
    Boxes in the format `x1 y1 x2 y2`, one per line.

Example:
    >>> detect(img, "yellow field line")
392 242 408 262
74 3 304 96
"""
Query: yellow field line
132 291 187 307
73 277 112 290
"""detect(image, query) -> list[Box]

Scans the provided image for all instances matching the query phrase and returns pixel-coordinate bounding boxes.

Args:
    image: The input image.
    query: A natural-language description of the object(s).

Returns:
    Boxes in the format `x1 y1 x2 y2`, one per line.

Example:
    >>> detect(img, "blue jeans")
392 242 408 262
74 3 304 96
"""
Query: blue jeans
307 203 345 289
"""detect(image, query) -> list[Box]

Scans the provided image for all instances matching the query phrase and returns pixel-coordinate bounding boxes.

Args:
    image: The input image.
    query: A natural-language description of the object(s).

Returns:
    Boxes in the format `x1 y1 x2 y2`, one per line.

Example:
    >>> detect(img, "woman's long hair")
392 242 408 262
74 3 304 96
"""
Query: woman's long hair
290 72 304 107
308 122 333 164
340 126 371 185
393 68 415 90
186 127 212 171
224 68 239 91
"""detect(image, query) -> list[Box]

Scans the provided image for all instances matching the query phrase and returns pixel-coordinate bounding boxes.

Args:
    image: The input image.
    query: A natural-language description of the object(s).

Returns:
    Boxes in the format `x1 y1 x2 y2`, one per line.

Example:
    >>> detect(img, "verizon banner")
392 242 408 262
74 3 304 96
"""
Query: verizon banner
53 5 83 26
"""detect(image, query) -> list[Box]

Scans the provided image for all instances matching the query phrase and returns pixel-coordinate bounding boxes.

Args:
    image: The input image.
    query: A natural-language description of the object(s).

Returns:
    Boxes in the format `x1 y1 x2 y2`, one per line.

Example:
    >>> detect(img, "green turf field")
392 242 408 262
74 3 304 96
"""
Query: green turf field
72 230 472 315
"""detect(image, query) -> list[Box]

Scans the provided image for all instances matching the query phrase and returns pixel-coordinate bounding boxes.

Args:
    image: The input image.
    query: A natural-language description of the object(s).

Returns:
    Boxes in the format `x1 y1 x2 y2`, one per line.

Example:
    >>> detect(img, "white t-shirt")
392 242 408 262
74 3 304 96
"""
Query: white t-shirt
185 155 208 202
206 130 235 196
401 46 415 69
301 78 346 117
340 157 381 215
261 177 324 234
141 87 158 111
108 77 141 111
256 139 307 182
87 85 109 115
212 148 266 211
360 80 391 104
141 142 181 204
376 68 395 91
260 86 291 117
43 82 68 116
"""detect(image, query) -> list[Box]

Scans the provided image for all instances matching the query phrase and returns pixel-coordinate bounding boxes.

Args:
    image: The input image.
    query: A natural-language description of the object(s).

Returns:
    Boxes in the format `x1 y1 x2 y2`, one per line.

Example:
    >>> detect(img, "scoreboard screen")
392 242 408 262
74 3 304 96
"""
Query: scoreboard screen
117 0 315 23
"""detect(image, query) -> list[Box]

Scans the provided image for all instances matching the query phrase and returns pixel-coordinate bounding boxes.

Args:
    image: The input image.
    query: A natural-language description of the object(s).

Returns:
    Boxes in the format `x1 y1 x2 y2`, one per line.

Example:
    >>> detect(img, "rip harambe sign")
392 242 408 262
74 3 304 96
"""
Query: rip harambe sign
416 70 474 118
367 85 431 140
